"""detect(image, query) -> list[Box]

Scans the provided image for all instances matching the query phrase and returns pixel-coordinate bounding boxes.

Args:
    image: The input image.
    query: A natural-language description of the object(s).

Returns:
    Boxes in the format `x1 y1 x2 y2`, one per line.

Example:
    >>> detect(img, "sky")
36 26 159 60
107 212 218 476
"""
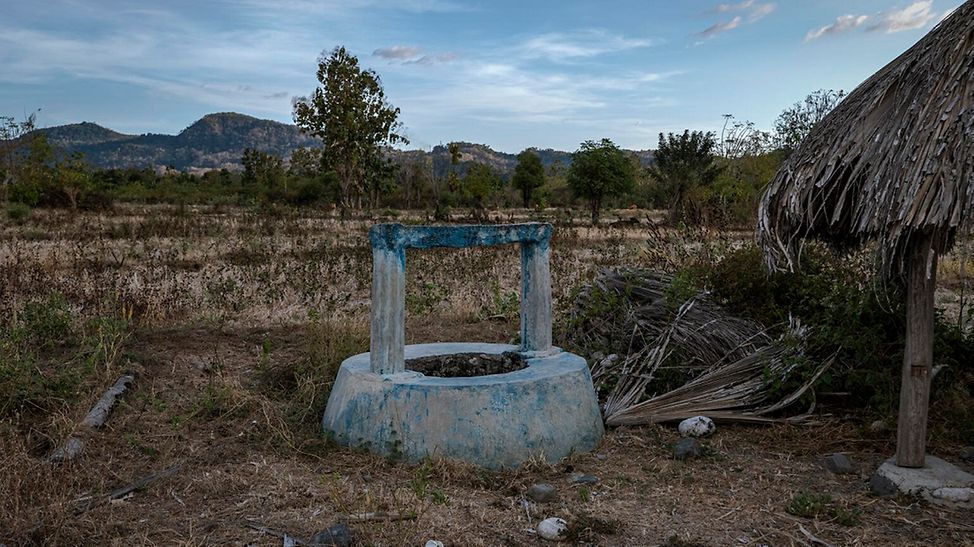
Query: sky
0 0 962 153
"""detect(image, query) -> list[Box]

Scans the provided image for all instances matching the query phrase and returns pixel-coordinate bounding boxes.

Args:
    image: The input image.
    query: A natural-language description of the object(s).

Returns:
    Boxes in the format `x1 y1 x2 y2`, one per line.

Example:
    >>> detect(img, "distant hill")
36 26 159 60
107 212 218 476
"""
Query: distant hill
32 113 319 172
30 112 654 174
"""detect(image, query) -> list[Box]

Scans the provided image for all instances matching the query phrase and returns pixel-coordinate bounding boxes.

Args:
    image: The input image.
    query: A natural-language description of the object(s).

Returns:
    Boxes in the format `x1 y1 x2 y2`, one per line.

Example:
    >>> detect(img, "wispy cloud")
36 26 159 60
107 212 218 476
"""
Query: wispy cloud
373 46 423 60
697 1 774 39
698 16 742 38
805 1 942 42
518 30 655 62
373 46 457 65
805 14 869 41
868 1 937 33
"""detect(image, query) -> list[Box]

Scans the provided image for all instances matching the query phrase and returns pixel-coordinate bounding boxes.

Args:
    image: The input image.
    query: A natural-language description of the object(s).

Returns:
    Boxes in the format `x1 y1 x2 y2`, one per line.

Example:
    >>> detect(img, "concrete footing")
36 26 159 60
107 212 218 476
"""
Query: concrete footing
875 456 974 508
322 343 604 468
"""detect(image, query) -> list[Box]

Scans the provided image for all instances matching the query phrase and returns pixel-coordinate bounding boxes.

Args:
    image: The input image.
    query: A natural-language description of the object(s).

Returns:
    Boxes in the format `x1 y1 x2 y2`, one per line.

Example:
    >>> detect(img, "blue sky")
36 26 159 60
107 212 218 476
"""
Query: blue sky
0 0 961 153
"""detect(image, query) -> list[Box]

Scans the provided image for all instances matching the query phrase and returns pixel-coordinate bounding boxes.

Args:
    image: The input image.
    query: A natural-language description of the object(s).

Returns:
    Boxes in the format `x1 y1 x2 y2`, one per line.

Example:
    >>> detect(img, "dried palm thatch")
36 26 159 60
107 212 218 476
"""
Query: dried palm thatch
758 3 974 275
569 269 828 425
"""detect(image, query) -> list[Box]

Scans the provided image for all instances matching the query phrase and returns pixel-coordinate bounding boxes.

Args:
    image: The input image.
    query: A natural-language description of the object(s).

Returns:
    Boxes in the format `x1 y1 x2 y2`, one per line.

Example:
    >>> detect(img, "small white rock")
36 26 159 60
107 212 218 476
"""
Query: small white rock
932 487 974 503
678 416 715 437
425 541 445 547
536 517 569 541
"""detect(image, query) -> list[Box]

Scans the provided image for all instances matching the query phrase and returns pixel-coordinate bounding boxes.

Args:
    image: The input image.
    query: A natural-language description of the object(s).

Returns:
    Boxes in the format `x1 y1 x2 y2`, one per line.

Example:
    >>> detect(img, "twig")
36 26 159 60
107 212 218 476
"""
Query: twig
74 463 182 514
798 524 834 547
241 520 309 545
339 511 417 522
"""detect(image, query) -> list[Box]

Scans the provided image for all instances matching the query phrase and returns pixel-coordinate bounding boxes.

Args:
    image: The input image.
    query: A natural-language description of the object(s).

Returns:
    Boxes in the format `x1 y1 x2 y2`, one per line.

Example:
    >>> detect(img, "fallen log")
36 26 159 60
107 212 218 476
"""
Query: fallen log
49 373 135 463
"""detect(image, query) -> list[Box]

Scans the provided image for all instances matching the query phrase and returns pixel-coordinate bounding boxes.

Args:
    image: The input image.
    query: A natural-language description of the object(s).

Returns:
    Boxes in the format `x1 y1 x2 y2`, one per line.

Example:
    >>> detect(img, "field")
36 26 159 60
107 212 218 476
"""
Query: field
1 205 972 546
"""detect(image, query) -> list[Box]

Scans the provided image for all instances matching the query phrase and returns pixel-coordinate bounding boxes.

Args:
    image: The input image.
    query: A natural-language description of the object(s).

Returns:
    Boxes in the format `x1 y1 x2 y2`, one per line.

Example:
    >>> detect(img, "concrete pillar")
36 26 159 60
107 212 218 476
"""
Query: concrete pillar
370 235 406 375
520 239 552 353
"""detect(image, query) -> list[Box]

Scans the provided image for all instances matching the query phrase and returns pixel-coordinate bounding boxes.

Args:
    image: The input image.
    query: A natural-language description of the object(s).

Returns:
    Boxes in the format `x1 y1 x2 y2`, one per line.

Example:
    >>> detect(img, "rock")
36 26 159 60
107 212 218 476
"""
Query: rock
673 438 702 460
526 483 558 503
961 447 974 463
536 517 568 541
309 523 352 547
425 541 445 547
824 453 856 475
569 473 598 485
931 487 974 503
678 416 715 438
869 473 898 497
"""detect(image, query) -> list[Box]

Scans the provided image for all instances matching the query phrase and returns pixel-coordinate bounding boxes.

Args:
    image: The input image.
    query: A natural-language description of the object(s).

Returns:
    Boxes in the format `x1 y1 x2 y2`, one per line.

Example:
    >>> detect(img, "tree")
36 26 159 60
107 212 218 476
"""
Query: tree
461 162 501 220
567 138 636 225
773 89 845 156
293 46 407 211
55 152 92 209
512 149 545 208
648 130 723 226
241 148 285 189
0 111 39 202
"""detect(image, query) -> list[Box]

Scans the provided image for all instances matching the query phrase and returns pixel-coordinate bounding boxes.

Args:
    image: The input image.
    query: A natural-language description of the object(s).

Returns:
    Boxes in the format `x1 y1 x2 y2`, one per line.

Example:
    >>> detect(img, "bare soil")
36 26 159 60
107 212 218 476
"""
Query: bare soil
4 320 971 546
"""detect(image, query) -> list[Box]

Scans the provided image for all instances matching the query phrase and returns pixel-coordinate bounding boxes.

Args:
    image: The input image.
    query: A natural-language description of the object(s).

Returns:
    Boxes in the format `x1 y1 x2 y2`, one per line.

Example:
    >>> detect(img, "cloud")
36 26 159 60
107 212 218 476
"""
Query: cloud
805 14 869 41
518 30 655 61
373 46 457 65
373 46 423 60
698 16 742 38
868 1 937 33
698 1 774 38
805 1 942 42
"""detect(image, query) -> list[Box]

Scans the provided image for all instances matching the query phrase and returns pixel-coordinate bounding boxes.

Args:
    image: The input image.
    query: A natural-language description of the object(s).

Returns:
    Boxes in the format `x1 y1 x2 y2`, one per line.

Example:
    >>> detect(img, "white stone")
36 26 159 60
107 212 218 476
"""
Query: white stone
537 517 568 541
932 487 974 503
678 416 715 437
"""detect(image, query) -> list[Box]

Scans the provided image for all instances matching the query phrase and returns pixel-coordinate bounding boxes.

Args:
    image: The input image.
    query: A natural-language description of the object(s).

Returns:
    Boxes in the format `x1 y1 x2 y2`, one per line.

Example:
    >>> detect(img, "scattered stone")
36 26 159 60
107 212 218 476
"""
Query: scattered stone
932 487 974 503
824 453 856 475
536 517 569 541
526 483 559 503
869 473 898 497
961 447 974 463
594 453 607 461
875 456 974 504
678 416 715 438
425 541 445 547
570 473 598 485
309 523 352 547
673 438 702 460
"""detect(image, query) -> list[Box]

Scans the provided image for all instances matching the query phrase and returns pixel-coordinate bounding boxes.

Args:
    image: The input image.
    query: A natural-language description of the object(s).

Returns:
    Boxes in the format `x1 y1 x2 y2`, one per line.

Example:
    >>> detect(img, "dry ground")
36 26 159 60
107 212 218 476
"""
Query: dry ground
2 206 972 546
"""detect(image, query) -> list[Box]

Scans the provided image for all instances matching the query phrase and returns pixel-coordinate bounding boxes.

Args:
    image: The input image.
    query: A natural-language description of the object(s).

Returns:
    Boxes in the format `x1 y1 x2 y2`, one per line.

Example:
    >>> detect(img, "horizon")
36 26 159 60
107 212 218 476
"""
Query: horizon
1 0 961 155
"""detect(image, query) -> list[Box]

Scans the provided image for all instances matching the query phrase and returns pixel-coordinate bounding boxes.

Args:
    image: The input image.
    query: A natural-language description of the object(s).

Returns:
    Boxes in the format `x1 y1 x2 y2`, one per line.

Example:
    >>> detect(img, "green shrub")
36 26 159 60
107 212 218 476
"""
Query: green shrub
6 202 31 222
688 244 974 412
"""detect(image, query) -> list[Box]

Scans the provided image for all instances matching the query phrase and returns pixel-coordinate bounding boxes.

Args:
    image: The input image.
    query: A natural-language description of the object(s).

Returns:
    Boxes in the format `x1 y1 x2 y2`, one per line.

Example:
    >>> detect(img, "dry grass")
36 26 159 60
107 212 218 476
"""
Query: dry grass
1 206 972 545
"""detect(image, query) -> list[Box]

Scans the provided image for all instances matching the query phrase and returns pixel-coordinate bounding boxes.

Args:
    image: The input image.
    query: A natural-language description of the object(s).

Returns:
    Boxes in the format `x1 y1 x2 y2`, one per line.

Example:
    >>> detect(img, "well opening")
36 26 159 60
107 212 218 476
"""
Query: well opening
405 351 527 378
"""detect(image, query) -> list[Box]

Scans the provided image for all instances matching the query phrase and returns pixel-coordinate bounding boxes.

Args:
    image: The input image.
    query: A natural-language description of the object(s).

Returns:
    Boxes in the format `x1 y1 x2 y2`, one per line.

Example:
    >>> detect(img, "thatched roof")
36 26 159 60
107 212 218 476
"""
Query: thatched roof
758 2 974 275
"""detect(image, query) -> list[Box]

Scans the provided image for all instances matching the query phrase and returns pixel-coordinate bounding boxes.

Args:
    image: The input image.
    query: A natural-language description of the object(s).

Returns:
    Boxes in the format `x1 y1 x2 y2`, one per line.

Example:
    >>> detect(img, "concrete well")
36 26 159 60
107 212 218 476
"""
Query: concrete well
322 342 604 468
321 223 604 468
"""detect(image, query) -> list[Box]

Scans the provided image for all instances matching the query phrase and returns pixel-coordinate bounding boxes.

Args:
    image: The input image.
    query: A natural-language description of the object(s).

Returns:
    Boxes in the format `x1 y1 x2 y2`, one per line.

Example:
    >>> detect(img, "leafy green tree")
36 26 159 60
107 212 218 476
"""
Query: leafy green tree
293 46 407 211
773 89 845 156
567 138 636 225
461 162 501 219
56 152 93 209
241 148 285 189
512 149 545 208
648 130 723 225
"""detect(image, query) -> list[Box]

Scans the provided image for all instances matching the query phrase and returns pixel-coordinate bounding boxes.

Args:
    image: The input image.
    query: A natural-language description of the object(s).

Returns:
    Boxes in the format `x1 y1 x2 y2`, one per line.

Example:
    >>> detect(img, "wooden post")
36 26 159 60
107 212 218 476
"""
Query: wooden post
895 232 937 468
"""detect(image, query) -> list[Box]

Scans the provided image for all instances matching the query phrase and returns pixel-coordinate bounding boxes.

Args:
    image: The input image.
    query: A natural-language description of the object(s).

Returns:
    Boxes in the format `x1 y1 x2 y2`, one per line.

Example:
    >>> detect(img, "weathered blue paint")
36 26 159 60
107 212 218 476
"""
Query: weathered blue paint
322 343 605 468
369 223 554 374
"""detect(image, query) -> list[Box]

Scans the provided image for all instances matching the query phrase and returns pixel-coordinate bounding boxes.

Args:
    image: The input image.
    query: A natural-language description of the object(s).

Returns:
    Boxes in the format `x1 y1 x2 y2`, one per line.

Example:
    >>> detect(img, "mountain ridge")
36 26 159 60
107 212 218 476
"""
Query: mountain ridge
29 112 653 174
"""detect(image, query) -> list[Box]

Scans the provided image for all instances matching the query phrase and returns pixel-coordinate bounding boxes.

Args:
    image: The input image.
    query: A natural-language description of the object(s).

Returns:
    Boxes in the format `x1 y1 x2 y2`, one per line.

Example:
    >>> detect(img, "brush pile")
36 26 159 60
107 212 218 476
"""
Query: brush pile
568 269 830 426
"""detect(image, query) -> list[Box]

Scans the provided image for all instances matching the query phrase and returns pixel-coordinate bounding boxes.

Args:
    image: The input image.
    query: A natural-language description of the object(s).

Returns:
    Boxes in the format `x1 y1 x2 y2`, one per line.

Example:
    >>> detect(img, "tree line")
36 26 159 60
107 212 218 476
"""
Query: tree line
0 44 843 227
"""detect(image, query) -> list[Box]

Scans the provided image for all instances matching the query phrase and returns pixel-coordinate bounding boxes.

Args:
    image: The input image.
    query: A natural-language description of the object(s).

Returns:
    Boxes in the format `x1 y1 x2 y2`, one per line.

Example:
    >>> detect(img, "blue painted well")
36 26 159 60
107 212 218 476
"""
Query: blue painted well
322 343 605 468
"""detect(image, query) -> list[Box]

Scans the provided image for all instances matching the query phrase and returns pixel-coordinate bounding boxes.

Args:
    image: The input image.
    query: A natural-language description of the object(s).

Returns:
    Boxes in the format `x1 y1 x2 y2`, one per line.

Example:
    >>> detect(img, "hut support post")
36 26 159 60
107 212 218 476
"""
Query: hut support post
895 233 937 468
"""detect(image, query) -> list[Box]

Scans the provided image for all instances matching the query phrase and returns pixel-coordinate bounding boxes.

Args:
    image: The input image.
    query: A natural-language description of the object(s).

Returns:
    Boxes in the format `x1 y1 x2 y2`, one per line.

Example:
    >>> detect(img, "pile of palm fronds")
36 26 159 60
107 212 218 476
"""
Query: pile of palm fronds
568 269 830 425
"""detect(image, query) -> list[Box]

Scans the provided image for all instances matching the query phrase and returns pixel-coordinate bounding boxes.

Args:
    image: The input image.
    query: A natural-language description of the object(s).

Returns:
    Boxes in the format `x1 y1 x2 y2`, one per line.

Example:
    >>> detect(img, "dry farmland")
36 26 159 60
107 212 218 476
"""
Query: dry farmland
1 205 971 546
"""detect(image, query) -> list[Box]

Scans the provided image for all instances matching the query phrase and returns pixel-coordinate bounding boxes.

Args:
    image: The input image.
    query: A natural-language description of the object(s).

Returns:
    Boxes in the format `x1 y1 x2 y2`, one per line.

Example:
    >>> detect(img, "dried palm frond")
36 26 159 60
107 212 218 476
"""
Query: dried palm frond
569 269 830 425
758 2 974 275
